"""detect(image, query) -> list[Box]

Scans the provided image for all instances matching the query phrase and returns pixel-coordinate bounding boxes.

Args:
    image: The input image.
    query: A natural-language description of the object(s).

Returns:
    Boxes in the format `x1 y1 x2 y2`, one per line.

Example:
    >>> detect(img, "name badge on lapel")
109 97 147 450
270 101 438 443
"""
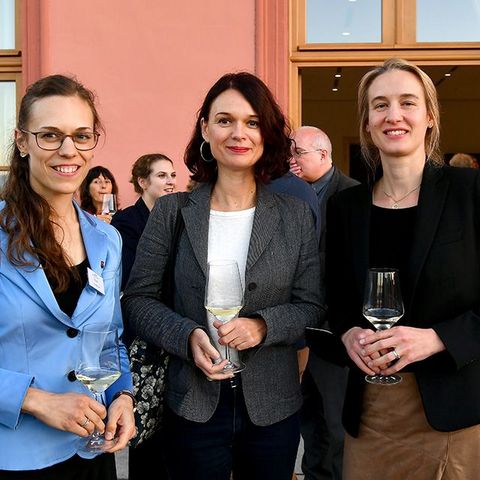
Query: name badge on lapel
87 267 105 295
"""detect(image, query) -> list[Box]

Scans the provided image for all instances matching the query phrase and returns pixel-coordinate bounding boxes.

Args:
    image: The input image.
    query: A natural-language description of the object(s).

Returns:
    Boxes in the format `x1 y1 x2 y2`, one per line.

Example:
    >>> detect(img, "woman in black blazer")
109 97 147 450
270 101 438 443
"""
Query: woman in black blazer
111 153 176 480
111 153 176 292
326 58 480 479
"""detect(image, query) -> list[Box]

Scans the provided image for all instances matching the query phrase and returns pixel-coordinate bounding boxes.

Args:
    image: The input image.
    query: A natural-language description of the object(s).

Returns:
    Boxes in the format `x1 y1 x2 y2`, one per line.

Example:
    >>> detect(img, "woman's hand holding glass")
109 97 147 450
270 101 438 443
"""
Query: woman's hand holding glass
189 328 232 381
21 387 106 437
360 326 446 376
214 316 266 351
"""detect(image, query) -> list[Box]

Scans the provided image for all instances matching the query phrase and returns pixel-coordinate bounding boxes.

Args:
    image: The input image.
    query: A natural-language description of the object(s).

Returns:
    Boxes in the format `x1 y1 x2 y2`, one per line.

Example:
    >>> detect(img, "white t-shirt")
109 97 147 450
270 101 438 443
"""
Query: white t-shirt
207 207 255 289
206 207 255 362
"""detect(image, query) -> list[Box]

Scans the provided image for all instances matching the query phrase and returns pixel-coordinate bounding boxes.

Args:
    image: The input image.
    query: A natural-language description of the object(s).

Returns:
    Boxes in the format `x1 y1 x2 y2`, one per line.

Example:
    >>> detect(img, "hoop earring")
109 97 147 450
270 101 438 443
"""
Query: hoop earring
20 152 28 158
200 141 215 163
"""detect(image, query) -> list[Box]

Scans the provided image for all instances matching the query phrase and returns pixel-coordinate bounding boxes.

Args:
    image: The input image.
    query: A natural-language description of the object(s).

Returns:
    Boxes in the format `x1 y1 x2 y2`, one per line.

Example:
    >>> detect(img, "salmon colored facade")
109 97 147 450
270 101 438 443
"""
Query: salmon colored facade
21 0 288 206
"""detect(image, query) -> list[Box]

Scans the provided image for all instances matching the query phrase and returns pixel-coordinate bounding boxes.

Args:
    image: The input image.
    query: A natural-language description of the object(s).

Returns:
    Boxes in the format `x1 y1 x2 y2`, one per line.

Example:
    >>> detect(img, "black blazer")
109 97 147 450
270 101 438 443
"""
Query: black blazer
326 164 480 435
111 197 150 291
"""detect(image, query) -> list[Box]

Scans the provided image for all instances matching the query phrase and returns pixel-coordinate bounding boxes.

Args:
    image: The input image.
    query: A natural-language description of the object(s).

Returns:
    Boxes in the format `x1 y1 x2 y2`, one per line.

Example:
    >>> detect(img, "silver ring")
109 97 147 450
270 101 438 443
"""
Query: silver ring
392 349 400 361
80 417 90 428
206 377 214 382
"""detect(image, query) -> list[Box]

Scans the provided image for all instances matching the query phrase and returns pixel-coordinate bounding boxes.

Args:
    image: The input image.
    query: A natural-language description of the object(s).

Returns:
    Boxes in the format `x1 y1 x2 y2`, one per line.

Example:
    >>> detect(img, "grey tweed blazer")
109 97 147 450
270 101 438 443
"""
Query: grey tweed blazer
122 183 323 426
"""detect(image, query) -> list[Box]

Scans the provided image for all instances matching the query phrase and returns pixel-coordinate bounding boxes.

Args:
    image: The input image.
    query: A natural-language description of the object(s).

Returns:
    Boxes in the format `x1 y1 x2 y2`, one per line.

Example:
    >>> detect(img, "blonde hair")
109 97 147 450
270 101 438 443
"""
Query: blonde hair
358 58 442 175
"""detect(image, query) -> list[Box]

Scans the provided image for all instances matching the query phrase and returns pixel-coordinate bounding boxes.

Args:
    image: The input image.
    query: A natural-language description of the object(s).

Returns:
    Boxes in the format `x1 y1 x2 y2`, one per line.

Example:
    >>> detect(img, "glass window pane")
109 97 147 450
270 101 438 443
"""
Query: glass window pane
0 81 16 167
0 0 15 49
417 0 480 42
306 0 382 44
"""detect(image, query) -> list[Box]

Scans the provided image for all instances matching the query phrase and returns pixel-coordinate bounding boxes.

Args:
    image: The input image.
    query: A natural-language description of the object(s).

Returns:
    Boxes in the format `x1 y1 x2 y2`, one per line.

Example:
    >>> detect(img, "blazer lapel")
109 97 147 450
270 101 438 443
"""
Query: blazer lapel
246 186 280 271
406 164 448 310
71 204 109 319
182 184 211 277
349 185 371 300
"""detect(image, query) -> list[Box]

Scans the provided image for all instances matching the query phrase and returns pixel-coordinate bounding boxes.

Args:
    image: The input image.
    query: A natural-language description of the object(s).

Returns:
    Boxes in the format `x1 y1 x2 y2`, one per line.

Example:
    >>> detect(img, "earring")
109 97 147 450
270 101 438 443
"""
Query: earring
200 141 215 163
20 152 28 158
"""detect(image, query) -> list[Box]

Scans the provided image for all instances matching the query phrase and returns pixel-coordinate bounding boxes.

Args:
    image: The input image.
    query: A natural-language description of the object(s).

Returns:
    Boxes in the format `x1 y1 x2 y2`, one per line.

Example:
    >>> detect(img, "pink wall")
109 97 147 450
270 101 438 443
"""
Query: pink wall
26 0 256 206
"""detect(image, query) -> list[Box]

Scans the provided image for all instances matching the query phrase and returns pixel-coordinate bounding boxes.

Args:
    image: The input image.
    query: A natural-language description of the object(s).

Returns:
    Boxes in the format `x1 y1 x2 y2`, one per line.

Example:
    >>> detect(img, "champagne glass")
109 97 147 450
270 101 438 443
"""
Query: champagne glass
205 259 245 374
102 193 117 215
362 268 404 385
75 326 121 452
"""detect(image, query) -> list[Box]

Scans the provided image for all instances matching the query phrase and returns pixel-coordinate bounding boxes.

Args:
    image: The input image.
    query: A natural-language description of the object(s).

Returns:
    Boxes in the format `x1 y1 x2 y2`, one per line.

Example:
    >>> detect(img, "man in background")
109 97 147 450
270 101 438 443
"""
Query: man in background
291 126 358 480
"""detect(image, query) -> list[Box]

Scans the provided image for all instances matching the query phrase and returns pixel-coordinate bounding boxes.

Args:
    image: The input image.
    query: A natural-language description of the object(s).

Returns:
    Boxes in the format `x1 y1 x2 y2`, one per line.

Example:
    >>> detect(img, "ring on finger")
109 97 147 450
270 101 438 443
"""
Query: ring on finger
392 348 400 361
80 416 90 428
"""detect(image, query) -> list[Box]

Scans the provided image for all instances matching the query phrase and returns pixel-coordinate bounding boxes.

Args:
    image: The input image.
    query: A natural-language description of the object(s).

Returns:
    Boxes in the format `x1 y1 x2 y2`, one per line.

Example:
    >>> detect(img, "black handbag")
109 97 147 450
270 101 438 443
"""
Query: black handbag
129 194 187 448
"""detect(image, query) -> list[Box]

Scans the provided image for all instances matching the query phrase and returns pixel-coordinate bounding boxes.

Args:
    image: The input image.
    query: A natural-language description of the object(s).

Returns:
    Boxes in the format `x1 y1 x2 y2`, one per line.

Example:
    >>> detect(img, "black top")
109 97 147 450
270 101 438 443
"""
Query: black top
46 257 89 317
370 205 417 298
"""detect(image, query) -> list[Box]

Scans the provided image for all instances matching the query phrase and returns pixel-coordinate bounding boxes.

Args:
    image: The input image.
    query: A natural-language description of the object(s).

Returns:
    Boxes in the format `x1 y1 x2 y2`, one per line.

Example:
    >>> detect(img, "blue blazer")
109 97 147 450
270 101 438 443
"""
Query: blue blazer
0 201 132 470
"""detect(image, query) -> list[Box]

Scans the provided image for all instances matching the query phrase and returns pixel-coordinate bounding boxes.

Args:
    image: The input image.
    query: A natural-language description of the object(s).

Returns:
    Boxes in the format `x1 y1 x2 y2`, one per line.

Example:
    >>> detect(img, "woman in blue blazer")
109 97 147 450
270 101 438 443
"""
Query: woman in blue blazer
0 75 135 478
326 58 480 479
122 72 323 480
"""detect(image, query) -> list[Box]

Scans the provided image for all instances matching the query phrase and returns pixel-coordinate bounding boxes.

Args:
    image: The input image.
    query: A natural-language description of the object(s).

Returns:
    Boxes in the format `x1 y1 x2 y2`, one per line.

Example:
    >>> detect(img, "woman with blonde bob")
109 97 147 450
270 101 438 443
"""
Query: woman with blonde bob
325 58 480 478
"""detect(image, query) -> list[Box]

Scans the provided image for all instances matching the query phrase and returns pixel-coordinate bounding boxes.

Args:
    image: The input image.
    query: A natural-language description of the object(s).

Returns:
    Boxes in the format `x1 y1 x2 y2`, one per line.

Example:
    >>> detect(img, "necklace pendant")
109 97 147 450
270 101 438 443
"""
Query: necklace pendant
392 203 399 209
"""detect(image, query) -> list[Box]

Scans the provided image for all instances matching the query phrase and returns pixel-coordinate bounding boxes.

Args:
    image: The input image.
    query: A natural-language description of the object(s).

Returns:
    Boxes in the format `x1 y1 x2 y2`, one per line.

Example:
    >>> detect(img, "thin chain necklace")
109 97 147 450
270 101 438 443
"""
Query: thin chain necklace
383 184 421 209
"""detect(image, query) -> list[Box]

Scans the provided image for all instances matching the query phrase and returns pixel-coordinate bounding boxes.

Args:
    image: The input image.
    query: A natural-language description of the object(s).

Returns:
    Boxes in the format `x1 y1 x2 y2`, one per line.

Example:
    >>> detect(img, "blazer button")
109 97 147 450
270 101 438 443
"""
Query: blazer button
66 328 78 338
67 370 77 382
248 282 257 291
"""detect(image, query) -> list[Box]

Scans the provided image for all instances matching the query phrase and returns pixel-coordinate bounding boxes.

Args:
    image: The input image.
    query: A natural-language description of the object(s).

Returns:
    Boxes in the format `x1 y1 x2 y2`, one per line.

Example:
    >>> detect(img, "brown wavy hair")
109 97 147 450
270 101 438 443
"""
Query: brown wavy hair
184 72 291 183
130 153 173 194
0 74 102 292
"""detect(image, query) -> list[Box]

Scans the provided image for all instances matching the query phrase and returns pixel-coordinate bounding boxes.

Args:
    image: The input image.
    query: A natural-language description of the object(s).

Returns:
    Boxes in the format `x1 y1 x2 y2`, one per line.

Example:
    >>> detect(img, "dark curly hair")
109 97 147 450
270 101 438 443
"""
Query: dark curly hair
184 72 291 183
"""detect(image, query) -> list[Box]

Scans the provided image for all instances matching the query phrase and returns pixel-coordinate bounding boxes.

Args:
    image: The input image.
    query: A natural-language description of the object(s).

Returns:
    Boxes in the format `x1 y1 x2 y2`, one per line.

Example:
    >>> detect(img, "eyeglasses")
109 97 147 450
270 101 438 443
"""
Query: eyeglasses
291 148 323 157
21 130 100 151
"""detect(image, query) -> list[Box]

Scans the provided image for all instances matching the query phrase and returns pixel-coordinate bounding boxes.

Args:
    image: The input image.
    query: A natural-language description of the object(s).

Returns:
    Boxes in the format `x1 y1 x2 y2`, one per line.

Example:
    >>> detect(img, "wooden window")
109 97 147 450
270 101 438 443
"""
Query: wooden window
0 0 21 171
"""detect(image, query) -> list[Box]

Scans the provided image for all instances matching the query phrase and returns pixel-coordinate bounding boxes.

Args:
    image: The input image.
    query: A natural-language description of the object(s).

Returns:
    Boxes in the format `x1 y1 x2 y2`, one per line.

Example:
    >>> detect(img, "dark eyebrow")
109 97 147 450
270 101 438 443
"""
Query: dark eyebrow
214 112 259 118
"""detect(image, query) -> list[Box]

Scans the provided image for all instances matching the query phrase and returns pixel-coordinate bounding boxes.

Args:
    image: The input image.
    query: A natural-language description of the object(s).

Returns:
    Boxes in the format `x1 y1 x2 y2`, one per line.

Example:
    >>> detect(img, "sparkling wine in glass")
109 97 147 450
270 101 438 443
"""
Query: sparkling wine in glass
205 259 245 374
362 268 404 385
76 326 121 452
102 193 117 215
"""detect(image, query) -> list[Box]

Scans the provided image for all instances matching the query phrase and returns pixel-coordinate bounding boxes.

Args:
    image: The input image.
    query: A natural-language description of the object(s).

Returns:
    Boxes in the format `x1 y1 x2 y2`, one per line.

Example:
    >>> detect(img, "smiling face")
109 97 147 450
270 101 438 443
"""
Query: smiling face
16 95 95 202
366 70 432 163
139 159 176 204
201 89 264 176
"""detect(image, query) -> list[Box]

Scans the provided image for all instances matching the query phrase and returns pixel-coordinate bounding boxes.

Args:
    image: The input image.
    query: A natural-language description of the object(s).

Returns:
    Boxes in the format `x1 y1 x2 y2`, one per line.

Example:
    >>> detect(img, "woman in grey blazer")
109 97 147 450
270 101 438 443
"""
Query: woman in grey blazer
122 72 323 480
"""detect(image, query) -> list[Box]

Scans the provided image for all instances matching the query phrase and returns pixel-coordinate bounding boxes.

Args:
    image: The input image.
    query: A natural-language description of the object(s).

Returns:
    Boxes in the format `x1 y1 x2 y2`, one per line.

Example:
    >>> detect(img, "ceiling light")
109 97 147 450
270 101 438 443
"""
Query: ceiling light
335 73 342 78
444 73 451 77
332 88 338 92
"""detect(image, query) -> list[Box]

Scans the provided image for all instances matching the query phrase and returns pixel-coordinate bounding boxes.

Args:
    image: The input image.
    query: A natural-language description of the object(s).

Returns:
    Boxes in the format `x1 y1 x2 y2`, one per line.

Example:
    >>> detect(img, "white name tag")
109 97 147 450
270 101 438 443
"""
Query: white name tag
87 267 105 295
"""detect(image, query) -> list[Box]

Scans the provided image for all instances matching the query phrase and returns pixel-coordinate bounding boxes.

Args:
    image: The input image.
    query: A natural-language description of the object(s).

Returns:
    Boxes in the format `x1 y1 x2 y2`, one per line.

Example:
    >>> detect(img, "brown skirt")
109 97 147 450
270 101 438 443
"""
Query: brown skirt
343 373 480 480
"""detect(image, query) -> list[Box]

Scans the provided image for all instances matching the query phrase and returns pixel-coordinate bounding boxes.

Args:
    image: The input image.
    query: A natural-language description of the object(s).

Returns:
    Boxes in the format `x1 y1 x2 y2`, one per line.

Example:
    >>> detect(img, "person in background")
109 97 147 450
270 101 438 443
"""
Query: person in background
111 153 176 480
449 152 479 169
326 58 480 479
0 74 135 479
111 153 176 292
290 126 358 480
79 166 119 223
122 72 323 480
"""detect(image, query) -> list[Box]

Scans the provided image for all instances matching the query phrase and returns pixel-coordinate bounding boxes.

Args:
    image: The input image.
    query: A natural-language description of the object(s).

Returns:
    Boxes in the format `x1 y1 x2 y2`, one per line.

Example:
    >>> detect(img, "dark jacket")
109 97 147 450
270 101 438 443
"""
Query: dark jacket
111 197 150 290
326 164 480 435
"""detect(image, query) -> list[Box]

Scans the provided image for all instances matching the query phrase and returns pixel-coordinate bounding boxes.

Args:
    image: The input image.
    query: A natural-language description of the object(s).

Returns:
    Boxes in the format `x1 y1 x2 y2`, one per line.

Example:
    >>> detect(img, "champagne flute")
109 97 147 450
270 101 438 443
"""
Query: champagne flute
75 326 121 452
205 259 245 374
362 268 404 385
102 193 117 215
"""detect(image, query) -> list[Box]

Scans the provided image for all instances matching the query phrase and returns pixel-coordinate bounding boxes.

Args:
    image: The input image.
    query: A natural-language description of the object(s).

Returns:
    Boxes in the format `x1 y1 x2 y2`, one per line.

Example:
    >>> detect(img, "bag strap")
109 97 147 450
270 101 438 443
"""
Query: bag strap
161 192 189 308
